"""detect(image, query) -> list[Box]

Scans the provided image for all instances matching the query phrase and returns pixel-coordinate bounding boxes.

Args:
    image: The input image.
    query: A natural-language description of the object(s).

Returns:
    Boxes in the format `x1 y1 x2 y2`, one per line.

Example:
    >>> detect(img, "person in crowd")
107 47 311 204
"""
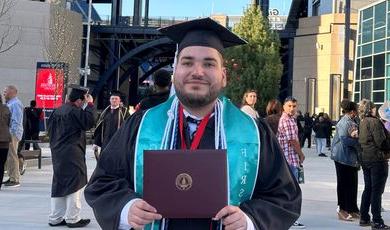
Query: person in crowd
302 112 313 148
240 89 260 120
264 99 282 135
277 96 305 229
93 91 129 157
0 97 10 190
135 69 172 111
85 18 301 230
313 116 329 157
323 113 333 148
378 102 390 132
47 85 97 228
330 100 360 221
296 110 304 147
358 99 390 229
2 85 23 187
24 100 43 150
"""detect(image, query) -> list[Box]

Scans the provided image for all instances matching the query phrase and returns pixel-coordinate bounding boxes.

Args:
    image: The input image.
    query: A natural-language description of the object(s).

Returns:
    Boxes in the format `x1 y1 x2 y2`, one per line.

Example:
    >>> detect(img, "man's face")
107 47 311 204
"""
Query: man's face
110 95 121 107
173 46 227 108
3 87 12 101
283 101 297 116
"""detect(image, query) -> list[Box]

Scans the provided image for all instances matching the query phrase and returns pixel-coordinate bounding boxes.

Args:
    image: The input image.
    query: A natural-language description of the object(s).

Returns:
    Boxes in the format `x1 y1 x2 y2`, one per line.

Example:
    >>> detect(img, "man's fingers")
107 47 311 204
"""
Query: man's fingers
214 205 236 220
135 200 158 213
129 221 143 230
223 211 243 226
133 208 162 221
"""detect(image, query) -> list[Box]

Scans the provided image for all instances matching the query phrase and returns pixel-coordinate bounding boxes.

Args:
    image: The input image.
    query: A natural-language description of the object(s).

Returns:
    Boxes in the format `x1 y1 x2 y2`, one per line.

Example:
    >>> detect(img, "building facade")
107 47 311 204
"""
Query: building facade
353 0 389 105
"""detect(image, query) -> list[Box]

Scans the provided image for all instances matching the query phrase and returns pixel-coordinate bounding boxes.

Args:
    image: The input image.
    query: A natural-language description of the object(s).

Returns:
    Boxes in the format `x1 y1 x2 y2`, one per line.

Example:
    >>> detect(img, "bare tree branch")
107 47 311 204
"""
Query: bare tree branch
0 0 20 54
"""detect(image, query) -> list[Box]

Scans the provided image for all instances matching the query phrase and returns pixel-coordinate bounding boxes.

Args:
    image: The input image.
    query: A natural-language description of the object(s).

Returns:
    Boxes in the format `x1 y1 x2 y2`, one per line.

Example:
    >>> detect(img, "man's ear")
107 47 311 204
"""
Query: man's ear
221 67 227 88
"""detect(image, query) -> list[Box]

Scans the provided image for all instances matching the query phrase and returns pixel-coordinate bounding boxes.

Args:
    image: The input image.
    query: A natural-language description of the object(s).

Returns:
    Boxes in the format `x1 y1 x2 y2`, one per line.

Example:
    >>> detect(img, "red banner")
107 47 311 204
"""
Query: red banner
35 68 64 109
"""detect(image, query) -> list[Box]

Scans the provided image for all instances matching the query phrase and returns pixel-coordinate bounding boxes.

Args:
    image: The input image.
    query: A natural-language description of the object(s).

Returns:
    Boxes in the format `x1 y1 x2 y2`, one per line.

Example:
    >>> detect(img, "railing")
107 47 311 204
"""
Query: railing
91 16 197 27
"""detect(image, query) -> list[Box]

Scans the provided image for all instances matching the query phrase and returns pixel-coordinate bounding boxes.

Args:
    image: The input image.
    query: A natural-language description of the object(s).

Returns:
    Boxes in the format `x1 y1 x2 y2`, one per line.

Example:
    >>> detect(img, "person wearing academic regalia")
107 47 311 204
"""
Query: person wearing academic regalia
135 69 172 111
47 85 97 228
93 91 129 156
85 17 301 230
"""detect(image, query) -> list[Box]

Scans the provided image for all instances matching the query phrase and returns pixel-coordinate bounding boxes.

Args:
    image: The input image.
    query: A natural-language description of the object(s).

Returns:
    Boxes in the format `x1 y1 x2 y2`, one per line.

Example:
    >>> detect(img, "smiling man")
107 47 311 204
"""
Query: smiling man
85 18 301 230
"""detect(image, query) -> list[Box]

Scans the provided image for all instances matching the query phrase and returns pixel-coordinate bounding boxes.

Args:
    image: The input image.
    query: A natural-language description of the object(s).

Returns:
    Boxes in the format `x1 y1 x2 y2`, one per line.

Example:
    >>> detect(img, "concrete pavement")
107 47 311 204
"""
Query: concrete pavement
0 143 390 229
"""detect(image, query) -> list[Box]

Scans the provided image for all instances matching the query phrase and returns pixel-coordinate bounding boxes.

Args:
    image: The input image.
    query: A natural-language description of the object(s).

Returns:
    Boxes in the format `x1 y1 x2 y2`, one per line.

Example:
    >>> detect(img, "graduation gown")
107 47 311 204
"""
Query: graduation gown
48 103 97 197
94 106 129 149
85 111 302 230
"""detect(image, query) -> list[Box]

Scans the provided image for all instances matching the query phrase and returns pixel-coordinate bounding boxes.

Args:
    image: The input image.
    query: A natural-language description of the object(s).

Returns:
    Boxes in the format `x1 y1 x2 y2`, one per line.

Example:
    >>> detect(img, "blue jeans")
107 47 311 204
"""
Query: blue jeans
315 138 326 154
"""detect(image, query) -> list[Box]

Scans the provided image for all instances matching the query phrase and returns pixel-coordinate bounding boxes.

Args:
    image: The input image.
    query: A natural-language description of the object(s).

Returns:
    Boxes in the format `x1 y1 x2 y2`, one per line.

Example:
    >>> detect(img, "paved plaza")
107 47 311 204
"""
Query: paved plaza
0 143 390 229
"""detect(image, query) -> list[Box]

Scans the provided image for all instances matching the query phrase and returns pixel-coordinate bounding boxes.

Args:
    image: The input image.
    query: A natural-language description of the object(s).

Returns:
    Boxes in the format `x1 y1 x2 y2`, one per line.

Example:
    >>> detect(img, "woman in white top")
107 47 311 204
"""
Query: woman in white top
240 89 260 119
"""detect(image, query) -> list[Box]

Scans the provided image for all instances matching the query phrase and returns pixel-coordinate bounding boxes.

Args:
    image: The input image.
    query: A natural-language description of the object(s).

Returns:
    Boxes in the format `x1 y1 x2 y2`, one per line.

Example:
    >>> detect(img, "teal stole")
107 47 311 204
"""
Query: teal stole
134 97 260 229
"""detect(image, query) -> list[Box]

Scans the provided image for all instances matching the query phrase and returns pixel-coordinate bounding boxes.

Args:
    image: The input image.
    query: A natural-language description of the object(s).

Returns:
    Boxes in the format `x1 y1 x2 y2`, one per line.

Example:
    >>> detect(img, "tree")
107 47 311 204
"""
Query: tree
224 5 283 114
0 0 20 54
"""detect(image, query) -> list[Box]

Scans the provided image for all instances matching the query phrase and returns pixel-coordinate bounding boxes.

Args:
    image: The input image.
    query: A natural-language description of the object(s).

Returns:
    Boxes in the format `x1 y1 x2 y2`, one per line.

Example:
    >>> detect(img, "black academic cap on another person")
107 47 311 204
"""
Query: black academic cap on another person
153 69 171 88
158 17 247 54
110 90 122 97
68 84 89 102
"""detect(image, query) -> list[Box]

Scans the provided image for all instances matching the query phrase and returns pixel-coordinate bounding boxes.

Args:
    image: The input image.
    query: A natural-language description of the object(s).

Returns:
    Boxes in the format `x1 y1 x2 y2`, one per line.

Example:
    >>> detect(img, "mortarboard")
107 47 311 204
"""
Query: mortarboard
158 17 247 54
110 90 122 97
68 84 89 102
153 69 171 87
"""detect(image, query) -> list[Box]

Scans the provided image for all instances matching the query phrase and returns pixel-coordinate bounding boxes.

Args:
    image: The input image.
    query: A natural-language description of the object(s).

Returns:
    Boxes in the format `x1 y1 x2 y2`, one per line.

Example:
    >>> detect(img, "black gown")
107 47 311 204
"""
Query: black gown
85 111 301 230
48 103 97 197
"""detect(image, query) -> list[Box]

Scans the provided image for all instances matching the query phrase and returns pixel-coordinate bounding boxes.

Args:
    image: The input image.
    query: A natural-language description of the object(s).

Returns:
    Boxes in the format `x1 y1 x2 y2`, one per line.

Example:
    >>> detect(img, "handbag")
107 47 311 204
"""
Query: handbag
297 165 305 184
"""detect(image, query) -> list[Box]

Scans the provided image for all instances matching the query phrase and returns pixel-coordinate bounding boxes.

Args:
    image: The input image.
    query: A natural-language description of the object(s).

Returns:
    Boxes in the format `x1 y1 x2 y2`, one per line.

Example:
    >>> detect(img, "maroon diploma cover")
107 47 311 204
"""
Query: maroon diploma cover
143 149 228 218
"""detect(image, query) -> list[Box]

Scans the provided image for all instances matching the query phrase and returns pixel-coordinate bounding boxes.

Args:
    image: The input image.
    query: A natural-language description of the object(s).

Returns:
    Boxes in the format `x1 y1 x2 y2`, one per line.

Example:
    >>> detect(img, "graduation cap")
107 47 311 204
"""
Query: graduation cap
68 84 89 102
158 17 247 54
110 90 122 97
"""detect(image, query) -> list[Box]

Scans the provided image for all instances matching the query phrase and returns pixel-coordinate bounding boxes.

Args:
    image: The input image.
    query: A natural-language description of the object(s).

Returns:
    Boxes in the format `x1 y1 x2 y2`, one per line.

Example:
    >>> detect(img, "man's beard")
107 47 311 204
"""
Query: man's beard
174 85 221 108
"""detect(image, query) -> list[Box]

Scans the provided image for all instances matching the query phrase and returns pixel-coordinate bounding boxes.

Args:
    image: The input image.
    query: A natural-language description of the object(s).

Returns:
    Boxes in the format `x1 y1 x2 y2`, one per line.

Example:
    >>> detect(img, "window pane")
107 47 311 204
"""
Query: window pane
362 19 373 43
361 81 372 100
374 27 386 40
374 54 385 78
361 69 372 79
373 79 385 90
355 81 360 92
362 43 372 56
387 53 390 64
363 7 373 20
354 93 360 102
387 65 390 76
387 79 390 99
356 59 361 80
374 40 386 53
374 2 386 28
373 92 384 103
362 56 372 68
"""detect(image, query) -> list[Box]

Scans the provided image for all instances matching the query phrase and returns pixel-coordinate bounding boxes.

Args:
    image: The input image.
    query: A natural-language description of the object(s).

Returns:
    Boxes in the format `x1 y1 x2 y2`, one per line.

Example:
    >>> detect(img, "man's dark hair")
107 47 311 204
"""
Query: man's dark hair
30 100 36 107
153 69 171 88
341 100 357 113
284 96 297 104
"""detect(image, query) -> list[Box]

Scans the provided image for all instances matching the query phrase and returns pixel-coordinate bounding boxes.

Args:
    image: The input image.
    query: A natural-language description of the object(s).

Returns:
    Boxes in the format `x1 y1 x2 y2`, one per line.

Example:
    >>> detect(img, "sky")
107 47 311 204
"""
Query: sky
94 0 293 19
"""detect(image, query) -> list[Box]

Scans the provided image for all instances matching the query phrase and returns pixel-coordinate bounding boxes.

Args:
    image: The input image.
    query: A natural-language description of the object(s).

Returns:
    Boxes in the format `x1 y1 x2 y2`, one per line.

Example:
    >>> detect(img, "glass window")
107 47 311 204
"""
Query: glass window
373 79 385 90
374 27 386 40
387 79 390 99
363 7 373 20
362 44 372 56
374 54 385 77
355 81 360 92
387 65 390 76
362 19 373 43
387 53 390 64
362 56 372 68
354 93 360 102
374 40 386 53
361 81 372 100
388 13 390 36
357 45 361 57
373 91 385 103
361 69 372 79
374 2 386 28
356 59 361 80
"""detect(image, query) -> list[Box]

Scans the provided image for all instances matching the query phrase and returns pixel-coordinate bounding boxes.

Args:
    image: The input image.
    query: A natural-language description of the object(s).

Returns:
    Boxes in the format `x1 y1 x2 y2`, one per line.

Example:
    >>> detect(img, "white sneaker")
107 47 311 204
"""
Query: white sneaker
291 221 306 229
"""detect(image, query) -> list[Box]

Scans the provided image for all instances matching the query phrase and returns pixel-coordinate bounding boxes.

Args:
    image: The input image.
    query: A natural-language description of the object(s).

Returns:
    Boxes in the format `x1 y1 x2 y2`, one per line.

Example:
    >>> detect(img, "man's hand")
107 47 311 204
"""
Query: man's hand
298 152 305 164
128 199 162 230
85 94 94 104
214 205 247 230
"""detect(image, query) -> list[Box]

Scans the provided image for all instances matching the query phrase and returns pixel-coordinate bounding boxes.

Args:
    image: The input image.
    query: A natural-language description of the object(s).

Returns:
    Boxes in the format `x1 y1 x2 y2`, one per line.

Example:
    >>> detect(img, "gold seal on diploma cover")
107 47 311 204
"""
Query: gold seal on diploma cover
175 173 192 191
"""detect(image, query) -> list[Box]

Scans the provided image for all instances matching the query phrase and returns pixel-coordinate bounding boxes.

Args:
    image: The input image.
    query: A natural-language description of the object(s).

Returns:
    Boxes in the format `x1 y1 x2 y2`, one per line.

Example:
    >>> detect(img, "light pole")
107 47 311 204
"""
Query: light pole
83 0 92 87
343 0 351 99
